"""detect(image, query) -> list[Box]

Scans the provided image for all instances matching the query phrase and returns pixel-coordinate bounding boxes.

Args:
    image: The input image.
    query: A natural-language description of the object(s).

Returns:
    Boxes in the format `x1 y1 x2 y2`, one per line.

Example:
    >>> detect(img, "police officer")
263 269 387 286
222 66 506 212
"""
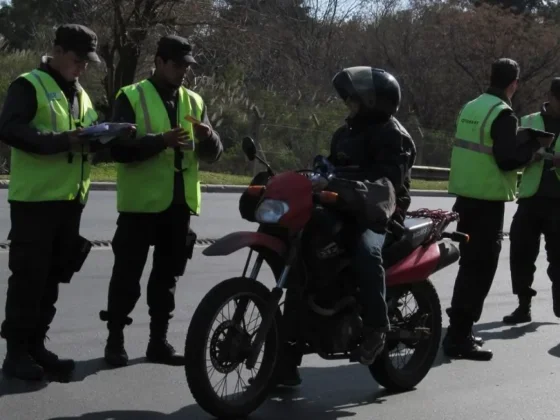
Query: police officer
502 78 560 324
99 35 223 367
0 24 101 380
443 58 552 361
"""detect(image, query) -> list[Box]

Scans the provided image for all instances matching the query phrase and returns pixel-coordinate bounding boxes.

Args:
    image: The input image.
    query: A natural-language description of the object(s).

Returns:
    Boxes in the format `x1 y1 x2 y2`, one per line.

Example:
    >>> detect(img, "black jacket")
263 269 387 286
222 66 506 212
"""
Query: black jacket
0 56 101 156
525 102 560 199
327 113 416 217
486 87 541 172
110 77 223 210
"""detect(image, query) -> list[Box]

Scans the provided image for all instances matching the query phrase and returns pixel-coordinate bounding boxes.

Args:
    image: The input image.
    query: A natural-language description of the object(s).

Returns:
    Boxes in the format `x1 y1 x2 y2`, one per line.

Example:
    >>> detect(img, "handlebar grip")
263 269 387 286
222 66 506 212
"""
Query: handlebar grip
388 220 406 239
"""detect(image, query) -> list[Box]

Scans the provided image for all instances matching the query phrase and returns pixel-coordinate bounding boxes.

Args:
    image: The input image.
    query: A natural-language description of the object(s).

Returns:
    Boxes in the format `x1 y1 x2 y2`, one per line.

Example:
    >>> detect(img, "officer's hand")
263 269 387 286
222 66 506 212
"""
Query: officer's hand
163 127 190 148
531 152 544 163
193 122 212 140
68 128 84 145
118 126 136 140
537 135 554 148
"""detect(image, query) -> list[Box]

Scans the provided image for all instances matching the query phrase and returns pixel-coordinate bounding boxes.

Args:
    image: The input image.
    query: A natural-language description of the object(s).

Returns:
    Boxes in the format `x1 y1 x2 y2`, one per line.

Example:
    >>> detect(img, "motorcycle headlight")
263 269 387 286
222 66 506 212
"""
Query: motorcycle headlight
255 199 290 224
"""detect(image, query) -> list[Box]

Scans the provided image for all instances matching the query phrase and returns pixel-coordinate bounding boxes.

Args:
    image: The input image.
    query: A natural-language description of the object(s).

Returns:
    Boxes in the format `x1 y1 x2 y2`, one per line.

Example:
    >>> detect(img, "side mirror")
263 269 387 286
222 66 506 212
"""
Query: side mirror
242 136 257 161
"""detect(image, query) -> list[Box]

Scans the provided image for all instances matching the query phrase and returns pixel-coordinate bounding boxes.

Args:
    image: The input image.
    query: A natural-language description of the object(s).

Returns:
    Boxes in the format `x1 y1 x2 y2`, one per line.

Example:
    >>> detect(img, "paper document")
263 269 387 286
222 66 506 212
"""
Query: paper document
78 123 136 144
184 115 201 125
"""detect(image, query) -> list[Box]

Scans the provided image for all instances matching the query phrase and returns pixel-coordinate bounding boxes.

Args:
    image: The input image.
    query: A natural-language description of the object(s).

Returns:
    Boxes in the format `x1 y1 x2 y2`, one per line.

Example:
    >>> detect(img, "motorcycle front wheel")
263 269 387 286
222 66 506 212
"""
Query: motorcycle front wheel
184 277 282 419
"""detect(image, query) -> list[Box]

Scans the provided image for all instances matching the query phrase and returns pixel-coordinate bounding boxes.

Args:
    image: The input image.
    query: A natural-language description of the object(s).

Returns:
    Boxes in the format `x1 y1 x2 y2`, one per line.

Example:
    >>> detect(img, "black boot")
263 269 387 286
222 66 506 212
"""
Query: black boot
446 308 484 346
146 321 184 365
470 331 485 347
29 335 75 377
351 326 386 366
277 364 302 387
2 337 44 381
503 296 532 325
104 328 128 367
553 283 560 318
100 312 131 367
442 325 493 361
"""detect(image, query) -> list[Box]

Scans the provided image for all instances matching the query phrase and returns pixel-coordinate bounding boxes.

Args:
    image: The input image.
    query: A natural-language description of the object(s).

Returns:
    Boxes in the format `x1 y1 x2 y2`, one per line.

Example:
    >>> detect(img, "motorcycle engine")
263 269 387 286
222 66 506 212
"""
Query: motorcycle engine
317 311 363 354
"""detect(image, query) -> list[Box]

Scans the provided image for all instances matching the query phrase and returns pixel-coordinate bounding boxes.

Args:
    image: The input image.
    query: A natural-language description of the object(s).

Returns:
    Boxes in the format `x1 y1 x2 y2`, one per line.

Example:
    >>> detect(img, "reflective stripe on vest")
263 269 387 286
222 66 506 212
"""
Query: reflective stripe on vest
448 93 518 201
8 69 97 203
115 80 204 214
517 112 560 198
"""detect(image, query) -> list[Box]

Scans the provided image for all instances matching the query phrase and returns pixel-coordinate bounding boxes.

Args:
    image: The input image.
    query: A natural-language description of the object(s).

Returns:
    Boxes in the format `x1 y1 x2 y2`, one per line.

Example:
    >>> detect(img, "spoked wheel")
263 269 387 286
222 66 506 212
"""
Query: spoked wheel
184 277 282 419
369 279 442 392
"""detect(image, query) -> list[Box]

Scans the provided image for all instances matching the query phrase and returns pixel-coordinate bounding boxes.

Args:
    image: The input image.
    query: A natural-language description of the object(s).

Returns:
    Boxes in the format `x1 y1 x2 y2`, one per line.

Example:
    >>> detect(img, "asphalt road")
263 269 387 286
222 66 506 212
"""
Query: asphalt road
0 191 520 241
1 244 560 420
0 192 555 420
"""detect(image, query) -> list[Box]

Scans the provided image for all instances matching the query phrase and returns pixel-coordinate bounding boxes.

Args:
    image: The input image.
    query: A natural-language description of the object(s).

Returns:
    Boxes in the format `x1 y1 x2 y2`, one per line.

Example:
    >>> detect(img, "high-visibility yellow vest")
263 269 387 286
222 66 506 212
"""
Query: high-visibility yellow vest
8 69 97 203
517 112 560 198
448 93 517 201
116 79 204 214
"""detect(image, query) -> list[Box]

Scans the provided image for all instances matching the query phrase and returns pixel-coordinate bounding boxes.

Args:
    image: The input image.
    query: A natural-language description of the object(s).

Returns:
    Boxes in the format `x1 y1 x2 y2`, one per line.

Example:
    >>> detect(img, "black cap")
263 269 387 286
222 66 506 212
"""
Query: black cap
156 35 197 65
551 78 560 100
54 24 100 63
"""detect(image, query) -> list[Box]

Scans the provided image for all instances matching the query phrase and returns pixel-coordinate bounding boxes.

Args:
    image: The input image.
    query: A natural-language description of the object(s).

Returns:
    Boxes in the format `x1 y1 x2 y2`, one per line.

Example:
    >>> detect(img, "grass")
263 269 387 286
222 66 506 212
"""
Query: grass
1 163 449 190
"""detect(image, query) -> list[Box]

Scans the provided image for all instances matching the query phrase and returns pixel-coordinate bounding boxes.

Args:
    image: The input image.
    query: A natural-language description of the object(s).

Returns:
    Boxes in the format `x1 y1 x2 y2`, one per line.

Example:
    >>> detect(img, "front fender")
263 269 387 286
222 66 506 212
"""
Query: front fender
202 231 287 257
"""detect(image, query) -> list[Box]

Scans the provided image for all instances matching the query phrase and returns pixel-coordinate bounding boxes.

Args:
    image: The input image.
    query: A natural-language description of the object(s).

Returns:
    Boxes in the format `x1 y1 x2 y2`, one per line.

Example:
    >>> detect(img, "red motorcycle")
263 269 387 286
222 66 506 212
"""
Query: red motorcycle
184 137 468 419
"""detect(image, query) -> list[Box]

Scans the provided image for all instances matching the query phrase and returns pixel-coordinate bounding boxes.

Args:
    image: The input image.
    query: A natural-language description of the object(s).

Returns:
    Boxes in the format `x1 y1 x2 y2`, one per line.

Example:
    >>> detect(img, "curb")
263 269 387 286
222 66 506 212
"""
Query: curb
0 180 451 197
0 238 218 251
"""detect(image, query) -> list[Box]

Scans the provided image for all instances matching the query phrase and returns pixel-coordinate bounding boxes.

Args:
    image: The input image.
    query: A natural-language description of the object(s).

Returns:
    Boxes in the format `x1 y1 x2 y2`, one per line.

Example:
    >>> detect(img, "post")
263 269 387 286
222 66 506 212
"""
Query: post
250 105 265 176
409 111 425 166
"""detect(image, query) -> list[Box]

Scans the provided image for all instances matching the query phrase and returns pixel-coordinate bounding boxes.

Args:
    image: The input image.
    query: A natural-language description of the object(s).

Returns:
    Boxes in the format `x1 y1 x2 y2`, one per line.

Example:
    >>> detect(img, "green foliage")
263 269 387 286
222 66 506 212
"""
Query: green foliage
0 50 37 104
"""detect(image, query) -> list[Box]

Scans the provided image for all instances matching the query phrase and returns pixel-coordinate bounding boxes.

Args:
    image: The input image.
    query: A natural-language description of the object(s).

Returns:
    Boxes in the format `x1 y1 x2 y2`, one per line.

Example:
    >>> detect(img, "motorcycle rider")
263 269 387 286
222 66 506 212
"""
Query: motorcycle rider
279 66 416 386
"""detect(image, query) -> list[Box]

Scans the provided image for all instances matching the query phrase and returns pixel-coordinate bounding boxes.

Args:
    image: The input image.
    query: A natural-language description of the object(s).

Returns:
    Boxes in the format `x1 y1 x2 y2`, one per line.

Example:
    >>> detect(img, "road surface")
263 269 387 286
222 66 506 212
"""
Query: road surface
1 192 556 420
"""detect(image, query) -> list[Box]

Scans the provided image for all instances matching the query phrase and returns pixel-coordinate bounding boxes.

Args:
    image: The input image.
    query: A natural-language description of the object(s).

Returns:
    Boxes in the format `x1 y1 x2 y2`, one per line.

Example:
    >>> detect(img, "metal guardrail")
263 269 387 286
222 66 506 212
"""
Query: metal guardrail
411 166 524 181
411 166 450 181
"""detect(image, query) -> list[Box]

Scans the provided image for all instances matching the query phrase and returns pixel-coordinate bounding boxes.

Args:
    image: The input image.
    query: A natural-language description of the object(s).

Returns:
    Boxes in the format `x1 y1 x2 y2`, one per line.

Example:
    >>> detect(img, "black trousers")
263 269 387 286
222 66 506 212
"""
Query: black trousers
102 204 194 326
509 197 560 298
1 200 84 341
448 196 505 330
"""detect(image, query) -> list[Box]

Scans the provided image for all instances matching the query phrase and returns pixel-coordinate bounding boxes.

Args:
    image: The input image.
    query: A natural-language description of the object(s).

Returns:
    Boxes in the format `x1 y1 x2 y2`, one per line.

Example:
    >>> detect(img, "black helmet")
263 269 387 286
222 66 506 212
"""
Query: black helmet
332 66 401 116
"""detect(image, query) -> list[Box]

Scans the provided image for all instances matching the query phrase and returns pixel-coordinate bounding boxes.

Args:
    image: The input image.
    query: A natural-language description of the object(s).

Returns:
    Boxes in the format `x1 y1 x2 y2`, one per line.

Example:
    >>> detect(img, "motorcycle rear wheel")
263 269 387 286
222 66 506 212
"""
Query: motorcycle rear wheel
184 277 282 419
369 279 442 392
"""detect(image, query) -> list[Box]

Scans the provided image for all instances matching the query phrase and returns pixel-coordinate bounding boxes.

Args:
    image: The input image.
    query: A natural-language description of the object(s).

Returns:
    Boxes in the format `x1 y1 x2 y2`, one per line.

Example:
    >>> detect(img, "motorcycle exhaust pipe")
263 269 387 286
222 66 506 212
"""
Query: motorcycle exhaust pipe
434 241 460 272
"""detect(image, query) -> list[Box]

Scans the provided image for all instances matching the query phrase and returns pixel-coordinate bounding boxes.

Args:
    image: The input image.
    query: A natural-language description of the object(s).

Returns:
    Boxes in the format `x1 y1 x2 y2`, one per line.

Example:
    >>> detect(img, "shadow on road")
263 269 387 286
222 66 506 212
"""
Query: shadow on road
0 375 48 397
474 321 557 341
0 357 146 397
547 342 560 358
46 363 397 420
71 357 147 382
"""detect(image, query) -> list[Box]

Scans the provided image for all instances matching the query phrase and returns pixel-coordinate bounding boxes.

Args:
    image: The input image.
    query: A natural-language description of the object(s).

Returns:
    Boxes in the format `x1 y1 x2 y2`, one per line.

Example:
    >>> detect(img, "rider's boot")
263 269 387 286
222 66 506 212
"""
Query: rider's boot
146 320 184 365
502 295 532 324
351 326 386 366
249 342 303 387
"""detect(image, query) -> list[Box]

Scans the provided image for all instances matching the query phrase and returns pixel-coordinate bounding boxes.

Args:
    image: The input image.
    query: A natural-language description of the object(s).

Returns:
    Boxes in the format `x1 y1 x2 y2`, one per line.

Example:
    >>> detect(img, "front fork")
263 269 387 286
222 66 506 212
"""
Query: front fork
228 236 300 370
